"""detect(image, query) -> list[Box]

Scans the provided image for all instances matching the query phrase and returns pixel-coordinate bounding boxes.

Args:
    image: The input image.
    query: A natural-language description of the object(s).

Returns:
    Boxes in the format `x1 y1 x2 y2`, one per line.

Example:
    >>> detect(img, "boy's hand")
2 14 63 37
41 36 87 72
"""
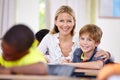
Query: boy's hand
0 68 11 74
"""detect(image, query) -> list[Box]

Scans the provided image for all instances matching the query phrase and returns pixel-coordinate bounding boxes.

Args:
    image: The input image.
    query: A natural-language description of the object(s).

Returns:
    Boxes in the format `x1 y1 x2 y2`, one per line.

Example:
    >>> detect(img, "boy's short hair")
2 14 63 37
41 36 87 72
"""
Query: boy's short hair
2 24 34 53
79 24 103 43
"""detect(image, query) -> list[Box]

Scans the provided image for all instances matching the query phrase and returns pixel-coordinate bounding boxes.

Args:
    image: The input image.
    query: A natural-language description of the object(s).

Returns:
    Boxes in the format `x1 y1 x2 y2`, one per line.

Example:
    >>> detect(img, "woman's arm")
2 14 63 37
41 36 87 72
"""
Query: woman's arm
0 62 48 75
95 50 111 62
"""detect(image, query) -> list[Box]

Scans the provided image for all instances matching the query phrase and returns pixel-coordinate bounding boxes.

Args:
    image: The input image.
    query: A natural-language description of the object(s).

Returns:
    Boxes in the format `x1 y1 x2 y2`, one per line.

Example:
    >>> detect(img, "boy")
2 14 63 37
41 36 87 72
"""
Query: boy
62 24 104 69
0 24 48 75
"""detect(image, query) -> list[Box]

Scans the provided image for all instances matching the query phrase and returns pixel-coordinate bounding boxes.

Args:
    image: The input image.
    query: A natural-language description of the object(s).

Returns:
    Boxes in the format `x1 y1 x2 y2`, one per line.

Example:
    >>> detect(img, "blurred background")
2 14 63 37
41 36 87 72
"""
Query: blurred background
0 0 120 62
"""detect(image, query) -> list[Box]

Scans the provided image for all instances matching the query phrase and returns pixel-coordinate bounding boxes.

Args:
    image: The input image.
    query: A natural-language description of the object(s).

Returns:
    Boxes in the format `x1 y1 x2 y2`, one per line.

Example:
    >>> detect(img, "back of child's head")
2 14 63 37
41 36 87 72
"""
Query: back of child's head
2 24 34 53
79 24 103 43
35 29 49 43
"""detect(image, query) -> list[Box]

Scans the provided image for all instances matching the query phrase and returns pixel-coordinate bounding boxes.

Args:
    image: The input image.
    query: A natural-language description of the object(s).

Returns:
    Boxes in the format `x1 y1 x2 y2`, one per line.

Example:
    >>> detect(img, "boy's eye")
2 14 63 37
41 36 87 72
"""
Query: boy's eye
88 39 92 41
80 37 84 40
88 38 93 41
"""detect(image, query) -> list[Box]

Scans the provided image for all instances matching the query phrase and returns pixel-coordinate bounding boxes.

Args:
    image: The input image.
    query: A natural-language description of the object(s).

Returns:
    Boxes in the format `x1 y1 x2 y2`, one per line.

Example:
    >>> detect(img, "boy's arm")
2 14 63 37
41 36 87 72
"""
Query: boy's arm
0 62 48 75
63 60 103 70
0 64 11 74
11 62 48 75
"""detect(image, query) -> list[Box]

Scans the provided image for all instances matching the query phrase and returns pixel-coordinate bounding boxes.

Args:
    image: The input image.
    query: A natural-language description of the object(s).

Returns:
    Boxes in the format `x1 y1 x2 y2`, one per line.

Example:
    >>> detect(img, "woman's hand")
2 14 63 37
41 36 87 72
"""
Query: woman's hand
45 55 50 63
61 58 71 64
95 50 110 61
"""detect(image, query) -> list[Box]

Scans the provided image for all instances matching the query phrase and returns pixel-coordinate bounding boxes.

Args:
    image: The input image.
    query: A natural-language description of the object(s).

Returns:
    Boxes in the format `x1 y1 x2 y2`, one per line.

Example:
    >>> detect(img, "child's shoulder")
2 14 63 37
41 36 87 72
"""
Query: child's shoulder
17 48 46 64
0 54 2 60
74 48 82 55
75 48 82 52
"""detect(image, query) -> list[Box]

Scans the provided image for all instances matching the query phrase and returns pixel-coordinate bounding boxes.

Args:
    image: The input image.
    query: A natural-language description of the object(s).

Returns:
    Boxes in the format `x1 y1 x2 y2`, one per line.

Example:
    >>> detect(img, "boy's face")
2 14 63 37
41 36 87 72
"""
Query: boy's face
1 40 26 61
79 33 99 54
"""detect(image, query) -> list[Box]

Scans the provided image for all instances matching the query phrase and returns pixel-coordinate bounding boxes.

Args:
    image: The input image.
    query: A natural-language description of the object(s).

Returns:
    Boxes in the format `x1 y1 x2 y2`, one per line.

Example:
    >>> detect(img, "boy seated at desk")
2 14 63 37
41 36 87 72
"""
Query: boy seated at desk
62 24 106 69
0 24 48 75
35 29 49 45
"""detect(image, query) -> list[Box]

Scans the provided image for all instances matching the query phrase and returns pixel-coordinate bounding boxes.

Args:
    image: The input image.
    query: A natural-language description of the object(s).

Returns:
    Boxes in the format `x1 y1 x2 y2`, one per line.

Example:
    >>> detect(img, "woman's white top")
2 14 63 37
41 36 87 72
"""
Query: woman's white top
38 33 79 64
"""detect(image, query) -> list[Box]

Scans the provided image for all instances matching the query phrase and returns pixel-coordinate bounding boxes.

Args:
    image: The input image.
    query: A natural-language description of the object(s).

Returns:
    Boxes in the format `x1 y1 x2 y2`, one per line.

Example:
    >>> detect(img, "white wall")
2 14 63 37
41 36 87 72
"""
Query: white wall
16 0 39 33
95 0 120 62
0 0 16 37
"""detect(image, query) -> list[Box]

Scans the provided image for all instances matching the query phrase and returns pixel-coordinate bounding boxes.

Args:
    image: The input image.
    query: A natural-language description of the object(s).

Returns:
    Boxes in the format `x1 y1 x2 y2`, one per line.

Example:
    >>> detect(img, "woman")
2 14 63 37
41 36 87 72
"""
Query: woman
38 5 110 64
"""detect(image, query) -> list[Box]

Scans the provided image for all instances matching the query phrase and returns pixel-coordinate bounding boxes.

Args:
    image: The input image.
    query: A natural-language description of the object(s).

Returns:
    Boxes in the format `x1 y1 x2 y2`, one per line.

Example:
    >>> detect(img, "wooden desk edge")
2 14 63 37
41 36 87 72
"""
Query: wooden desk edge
0 75 80 80
75 69 99 76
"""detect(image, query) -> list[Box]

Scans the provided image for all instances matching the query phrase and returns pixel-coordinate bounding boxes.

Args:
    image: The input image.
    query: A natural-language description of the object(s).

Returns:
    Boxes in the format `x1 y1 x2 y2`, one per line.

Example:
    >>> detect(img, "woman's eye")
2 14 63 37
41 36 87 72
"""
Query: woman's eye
67 20 72 23
59 20 64 22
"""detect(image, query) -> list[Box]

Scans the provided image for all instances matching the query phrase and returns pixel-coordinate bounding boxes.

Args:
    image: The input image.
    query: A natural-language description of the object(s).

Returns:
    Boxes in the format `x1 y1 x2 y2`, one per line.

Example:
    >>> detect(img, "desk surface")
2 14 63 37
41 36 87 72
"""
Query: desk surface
74 68 99 77
0 69 98 80
0 75 78 80
0 75 96 80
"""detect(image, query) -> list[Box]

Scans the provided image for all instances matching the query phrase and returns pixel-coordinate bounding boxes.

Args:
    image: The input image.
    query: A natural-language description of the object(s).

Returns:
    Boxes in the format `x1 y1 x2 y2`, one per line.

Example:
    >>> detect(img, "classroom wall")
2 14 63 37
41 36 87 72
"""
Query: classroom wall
95 0 120 62
0 0 16 37
15 0 39 33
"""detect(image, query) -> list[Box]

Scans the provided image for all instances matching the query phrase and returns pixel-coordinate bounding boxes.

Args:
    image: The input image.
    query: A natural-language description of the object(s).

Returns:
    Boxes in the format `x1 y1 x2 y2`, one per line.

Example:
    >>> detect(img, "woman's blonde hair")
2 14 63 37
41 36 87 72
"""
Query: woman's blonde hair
50 5 76 36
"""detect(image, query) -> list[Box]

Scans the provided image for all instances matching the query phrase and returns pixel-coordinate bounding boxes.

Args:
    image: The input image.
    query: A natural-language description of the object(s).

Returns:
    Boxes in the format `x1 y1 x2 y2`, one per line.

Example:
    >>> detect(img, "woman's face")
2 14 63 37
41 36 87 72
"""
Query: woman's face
55 13 75 36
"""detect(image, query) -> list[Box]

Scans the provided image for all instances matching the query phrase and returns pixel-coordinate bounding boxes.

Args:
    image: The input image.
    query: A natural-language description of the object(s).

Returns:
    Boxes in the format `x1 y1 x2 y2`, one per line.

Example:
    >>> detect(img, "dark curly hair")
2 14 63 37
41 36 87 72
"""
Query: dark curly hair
2 24 34 53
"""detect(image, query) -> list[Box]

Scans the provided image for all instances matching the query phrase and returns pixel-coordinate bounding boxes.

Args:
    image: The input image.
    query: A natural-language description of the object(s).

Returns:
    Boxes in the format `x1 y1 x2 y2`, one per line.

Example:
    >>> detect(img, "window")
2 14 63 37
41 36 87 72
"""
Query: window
39 0 46 29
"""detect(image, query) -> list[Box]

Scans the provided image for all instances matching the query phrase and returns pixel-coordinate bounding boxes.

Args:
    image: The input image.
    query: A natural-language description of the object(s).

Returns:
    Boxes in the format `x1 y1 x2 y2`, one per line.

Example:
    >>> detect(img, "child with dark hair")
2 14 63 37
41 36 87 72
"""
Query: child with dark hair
35 29 50 62
0 24 48 75
35 29 49 45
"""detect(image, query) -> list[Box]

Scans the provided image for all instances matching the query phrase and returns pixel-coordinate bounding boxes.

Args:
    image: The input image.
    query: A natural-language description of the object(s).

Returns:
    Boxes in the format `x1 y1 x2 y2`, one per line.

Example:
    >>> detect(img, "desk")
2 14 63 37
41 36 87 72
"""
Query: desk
0 75 95 80
74 68 99 77
75 68 99 76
